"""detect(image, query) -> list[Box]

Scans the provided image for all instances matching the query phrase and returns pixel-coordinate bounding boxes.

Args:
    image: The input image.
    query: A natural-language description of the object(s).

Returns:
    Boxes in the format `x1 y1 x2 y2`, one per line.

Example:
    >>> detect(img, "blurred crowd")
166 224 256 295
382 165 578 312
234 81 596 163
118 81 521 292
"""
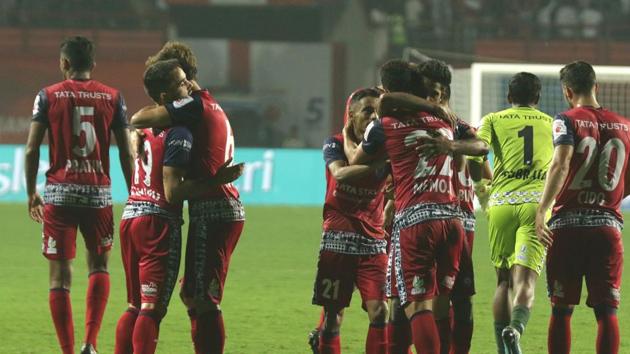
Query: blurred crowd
0 0 164 29
366 0 630 53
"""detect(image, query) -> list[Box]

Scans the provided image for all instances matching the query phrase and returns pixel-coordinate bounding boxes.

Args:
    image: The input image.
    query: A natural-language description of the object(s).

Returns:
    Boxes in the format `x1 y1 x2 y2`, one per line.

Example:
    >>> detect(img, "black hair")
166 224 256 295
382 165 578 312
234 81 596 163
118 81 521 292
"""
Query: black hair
146 41 198 81
508 72 541 105
418 59 451 87
143 59 181 102
349 87 381 106
380 59 430 98
60 36 95 72
560 60 596 95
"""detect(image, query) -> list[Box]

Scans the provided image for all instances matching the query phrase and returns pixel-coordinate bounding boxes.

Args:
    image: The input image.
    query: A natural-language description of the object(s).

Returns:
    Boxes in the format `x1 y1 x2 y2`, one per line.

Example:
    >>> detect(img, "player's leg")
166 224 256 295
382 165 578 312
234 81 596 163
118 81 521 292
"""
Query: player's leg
545 227 584 354
182 220 244 354
44 205 79 354
486 205 518 354
115 218 141 354
433 219 464 354
399 220 452 354
387 297 412 354
584 227 623 354
357 253 389 354
79 206 114 353
503 203 546 354
450 229 475 354
312 250 358 354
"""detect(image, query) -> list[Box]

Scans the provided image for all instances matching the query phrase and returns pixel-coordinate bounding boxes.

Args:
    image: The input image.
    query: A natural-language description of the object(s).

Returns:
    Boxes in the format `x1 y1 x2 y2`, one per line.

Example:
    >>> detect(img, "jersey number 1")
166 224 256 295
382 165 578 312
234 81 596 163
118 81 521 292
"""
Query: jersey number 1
518 125 533 166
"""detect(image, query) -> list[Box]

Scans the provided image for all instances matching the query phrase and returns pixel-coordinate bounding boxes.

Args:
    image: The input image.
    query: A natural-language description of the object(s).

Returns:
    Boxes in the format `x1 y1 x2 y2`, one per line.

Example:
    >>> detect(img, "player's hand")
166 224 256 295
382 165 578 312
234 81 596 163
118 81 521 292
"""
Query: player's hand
342 120 355 142
535 210 553 248
28 192 44 223
383 182 395 201
473 179 491 212
130 129 146 159
415 135 453 158
213 158 245 185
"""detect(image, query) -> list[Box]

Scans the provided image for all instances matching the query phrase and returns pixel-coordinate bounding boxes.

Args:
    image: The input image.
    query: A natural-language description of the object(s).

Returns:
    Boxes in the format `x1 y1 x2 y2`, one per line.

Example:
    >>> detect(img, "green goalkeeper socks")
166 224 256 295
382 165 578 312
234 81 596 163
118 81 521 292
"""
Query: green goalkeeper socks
494 321 509 354
510 305 531 335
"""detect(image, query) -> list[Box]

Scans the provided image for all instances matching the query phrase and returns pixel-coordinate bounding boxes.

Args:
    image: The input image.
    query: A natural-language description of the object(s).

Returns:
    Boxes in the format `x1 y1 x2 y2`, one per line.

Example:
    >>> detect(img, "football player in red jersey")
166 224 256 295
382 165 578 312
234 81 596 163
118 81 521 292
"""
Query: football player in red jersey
312 87 390 354
535 61 630 354
346 60 486 354
24 36 134 354
130 42 244 354
114 60 243 354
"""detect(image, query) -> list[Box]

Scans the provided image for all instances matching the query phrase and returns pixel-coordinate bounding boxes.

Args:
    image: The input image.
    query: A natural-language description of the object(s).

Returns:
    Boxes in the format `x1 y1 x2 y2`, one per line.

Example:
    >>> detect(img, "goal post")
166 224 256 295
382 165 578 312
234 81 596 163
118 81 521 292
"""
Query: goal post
453 63 630 126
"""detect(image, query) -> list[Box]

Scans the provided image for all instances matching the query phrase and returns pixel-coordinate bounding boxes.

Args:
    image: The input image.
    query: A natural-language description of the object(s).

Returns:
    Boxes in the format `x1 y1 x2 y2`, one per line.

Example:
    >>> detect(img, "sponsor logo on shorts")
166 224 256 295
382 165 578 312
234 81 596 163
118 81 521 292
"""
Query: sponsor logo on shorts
100 234 113 247
611 287 621 302
441 275 455 290
411 275 426 295
517 245 528 262
141 282 158 297
43 235 57 254
208 277 220 299
553 280 565 298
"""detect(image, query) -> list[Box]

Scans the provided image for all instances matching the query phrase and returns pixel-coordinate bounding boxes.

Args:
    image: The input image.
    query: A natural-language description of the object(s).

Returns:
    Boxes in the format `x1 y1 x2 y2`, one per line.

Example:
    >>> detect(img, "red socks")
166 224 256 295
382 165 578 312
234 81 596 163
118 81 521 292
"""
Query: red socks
387 321 412 354
435 317 451 354
366 323 387 354
451 299 473 354
189 309 225 354
115 308 139 354
548 306 572 354
410 310 440 354
50 288 74 354
319 331 341 354
595 305 619 354
133 310 160 354
84 271 110 348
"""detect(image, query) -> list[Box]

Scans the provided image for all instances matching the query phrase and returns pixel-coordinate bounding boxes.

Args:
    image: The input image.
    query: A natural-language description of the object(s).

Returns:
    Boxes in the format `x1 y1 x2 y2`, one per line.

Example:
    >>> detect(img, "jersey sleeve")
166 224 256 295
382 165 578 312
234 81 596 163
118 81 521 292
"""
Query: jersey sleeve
163 126 194 169
323 136 346 166
362 119 385 155
455 119 476 140
552 114 575 146
476 114 493 146
165 95 204 126
32 89 49 125
111 92 128 130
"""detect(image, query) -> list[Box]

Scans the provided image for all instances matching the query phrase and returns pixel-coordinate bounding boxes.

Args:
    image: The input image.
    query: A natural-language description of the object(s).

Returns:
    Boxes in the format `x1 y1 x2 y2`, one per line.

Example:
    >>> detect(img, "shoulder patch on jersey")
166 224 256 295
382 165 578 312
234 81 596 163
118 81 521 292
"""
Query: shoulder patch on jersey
552 118 568 140
32 94 41 116
172 96 194 109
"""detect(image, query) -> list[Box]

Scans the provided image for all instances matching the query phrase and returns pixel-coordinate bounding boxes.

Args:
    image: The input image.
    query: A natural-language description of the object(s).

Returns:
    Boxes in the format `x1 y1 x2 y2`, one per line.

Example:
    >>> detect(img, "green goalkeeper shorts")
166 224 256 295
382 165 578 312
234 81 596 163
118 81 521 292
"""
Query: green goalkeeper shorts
487 203 547 274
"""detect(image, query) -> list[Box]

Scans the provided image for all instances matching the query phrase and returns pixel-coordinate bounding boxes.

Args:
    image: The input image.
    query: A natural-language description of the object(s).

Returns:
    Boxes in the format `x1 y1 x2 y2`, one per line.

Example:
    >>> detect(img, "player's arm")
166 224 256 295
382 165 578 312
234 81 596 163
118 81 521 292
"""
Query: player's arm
383 198 395 232
378 92 454 125
535 115 575 247
416 136 489 157
161 127 243 204
131 95 203 129
24 121 46 223
25 90 49 223
324 136 383 182
111 93 134 191
345 120 387 165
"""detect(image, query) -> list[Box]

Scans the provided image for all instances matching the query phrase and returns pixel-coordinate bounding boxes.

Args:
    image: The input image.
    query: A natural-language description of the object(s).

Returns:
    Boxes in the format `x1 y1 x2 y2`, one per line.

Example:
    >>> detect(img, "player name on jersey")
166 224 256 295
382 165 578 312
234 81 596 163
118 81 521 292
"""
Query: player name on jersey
64 159 104 174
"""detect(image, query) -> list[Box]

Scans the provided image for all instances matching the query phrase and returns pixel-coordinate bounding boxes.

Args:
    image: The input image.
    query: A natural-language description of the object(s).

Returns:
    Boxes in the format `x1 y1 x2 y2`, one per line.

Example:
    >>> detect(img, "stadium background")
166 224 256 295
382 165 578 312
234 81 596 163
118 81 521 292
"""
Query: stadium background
1 0 630 353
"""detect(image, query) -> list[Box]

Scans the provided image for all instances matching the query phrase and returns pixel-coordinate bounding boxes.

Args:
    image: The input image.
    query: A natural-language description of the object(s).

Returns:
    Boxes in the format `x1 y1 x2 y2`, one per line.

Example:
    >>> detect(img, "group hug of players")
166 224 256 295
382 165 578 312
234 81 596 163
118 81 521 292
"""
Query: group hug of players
310 59 629 354
25 37 245 354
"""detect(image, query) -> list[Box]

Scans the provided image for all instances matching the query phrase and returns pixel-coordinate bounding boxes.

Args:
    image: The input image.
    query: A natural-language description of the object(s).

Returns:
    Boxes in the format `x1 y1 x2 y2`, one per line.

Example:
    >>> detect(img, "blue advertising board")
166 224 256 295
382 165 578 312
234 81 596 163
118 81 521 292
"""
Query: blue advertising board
0 145 326 205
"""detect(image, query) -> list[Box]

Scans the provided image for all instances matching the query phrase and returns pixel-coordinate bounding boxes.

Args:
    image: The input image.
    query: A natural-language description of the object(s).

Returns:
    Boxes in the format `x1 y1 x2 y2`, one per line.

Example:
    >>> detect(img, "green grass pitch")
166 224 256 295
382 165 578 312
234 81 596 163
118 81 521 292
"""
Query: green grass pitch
0 204 628 353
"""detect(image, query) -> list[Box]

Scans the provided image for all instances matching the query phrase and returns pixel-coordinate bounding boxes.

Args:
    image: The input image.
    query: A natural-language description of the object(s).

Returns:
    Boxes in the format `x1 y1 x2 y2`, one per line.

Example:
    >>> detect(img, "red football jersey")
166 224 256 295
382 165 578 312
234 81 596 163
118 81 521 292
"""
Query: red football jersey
127 127 193 215
363 113 458 212
322 134 388 239
165 90 239 201
552 107 630 221
33 79 127 186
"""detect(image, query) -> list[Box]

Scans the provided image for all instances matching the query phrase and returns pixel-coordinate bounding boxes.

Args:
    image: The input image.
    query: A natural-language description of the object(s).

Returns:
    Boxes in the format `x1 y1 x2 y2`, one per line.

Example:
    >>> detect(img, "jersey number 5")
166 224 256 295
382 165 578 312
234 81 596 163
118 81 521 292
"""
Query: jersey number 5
72 106 97 157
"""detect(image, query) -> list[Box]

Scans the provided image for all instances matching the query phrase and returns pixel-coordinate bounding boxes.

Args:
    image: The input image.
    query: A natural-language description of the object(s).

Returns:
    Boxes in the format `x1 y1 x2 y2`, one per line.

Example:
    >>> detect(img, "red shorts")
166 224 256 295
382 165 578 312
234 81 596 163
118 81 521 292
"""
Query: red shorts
42 204 113 260
547 226 623 308
395 218 464 304
452 230 475 298
313 251 387 309
181 220 244 305
120 215 182 308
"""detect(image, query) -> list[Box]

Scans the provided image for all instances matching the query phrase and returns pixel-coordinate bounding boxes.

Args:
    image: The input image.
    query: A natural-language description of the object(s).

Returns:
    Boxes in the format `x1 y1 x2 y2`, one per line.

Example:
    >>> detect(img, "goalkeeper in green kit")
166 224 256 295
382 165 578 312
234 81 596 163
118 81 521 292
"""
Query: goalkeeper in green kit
470 72 553 354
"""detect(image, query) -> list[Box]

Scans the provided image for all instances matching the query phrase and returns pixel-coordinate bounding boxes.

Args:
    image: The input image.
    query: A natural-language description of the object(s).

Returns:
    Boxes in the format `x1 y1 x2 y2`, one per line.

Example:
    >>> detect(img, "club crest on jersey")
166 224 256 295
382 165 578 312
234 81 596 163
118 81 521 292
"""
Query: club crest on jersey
553 119 567 140
172 96 194 108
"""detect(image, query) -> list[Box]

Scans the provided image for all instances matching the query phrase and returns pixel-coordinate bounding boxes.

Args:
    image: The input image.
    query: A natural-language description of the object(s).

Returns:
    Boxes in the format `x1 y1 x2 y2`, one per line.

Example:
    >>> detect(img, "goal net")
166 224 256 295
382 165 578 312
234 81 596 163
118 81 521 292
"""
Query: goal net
451 63 630 126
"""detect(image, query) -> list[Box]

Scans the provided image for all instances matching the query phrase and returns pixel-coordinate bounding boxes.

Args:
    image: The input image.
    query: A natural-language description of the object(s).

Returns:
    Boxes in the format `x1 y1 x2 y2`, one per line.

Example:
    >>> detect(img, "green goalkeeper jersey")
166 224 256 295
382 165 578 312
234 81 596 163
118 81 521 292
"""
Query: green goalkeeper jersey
476 106 554 206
